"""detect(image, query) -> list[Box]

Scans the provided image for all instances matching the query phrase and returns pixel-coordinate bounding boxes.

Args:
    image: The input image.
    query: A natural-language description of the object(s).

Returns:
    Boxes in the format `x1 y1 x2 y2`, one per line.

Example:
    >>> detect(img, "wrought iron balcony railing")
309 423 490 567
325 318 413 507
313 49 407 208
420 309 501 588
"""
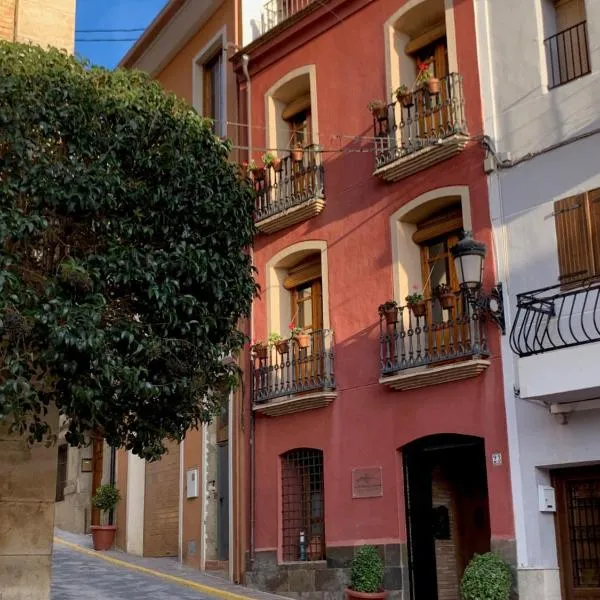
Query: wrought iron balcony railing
260 0 315 35
510 280 600 358
373 73 467 170
252 329 335 405
545 21 590 89
380 293 488 376
253 145 324 227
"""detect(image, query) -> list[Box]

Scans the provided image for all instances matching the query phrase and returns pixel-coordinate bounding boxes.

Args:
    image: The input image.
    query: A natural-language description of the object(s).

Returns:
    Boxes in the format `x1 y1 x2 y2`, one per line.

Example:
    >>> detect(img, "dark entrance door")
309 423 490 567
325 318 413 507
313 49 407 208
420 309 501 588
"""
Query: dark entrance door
403 434 491 600
217 441 229 561
91 437 104 526
554 466 600 600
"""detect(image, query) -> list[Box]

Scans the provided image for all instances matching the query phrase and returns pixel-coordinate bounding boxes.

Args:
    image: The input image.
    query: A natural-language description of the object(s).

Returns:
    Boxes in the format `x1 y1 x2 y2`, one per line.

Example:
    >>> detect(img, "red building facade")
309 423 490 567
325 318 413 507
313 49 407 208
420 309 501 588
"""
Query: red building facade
233 0 515 598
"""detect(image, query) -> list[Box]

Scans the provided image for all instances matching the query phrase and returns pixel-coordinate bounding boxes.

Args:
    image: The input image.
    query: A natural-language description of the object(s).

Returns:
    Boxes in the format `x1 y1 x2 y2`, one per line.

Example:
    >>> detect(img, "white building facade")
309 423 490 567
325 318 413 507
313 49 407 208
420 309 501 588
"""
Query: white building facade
475 0 600 599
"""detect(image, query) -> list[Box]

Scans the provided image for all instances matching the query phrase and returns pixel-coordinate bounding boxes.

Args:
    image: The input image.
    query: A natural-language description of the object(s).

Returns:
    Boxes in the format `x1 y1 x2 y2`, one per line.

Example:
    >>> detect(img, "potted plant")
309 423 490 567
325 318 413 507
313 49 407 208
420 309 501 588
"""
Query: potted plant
378 300 398 325
417 65 440 95
289 322 310 349
405 288 426 318
262 151 282 172
248 159 266 181
434 283 455 310
460 552 512 600
393 84 413 108
269 332 289 355
367 99 388 121
90 484 120 551
346 545 387 600
251 340 269 359
291 144 304 162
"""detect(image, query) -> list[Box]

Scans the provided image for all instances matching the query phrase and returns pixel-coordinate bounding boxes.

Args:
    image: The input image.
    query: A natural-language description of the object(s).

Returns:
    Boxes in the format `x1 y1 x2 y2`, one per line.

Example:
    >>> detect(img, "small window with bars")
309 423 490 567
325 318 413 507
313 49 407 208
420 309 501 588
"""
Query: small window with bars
55 444 68 502
281 448 325 562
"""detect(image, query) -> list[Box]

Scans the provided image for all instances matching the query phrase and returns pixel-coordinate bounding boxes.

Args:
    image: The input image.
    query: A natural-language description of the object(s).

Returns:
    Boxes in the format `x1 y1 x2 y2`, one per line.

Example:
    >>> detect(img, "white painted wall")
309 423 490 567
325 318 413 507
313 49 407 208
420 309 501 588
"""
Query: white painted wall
476 0 600 159
475 2 600 597
126 452 145 556
241 0 266 46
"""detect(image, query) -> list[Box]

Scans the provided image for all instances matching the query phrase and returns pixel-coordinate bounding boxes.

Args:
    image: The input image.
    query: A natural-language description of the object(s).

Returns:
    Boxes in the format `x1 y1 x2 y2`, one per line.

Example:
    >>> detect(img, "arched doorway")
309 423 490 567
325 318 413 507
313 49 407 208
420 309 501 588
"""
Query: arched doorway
402 434 491 600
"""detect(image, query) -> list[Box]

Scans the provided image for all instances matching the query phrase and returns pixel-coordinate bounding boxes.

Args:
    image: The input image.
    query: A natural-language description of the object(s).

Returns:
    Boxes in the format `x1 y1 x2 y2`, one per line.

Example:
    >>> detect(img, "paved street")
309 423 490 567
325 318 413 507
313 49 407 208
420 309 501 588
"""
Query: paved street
51 542 218 600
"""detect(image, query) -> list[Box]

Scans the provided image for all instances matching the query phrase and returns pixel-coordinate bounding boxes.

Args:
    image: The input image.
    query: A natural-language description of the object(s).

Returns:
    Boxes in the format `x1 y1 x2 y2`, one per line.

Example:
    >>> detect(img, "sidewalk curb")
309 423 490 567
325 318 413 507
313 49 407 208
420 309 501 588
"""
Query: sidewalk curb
53 537 253 600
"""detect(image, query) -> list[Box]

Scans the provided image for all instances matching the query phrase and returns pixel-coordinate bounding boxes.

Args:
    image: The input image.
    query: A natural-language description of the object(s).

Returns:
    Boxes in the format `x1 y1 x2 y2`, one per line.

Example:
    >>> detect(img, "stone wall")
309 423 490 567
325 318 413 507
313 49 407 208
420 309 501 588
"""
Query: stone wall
0 412 59 600
246 544 406 600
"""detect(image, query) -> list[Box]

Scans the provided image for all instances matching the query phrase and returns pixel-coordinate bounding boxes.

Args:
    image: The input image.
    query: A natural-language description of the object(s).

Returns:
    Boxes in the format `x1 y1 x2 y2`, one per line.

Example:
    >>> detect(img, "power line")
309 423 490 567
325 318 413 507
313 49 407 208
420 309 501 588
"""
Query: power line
76 28 145 33
76 38 139 42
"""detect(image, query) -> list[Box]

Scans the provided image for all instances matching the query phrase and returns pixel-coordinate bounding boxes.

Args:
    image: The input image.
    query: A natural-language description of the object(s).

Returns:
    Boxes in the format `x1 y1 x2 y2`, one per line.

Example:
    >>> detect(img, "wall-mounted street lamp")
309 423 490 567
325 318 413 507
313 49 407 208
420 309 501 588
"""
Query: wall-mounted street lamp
451 231 506 334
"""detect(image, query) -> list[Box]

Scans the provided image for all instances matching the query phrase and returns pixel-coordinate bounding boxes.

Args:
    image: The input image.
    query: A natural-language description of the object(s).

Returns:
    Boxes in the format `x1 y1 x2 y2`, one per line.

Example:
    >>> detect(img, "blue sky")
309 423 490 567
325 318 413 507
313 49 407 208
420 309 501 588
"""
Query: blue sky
75 0 167 69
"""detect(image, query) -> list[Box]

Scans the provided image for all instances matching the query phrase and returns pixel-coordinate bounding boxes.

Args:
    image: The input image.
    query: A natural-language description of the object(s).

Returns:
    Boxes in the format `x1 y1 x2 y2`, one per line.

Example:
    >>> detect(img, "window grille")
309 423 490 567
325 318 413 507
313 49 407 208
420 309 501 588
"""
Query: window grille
281 448 325 561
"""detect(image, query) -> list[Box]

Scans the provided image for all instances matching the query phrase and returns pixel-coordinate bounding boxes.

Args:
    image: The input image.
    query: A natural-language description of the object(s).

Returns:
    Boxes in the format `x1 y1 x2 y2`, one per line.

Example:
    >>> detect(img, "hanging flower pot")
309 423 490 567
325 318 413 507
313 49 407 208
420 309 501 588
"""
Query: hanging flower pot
394 86 414 108
291 147 304 162
409 301 427 318
275 339 290 354
378 301 399 325
251 167 266 181
295 333 310 349
272 157 283 171
253 343 268 359
439 293 454 310
427 77 441 95
367 100 388 122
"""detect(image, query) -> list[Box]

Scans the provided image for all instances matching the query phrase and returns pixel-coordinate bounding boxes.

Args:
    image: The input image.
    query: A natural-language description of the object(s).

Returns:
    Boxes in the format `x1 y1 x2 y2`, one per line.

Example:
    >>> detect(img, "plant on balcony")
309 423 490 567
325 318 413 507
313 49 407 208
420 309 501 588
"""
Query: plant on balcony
378 300 399 325
416 59 440 95
262 151 282 172
247 159 266 181
251 340 269 359
346 545 387 600
393 84 414 108
291 144 304 162
460 552 512 600
289 322 310 349
268 332 289 355
434 283 455 310
367 99 388 122
405 288 426 318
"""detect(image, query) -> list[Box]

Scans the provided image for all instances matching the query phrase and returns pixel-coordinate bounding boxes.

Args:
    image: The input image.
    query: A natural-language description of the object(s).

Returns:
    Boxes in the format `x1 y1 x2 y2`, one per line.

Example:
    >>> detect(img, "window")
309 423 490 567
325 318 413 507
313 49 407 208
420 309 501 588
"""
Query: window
203 50 224 135
55 444 68 502
554 189 600 286
281 448 325 561
545 0 590 88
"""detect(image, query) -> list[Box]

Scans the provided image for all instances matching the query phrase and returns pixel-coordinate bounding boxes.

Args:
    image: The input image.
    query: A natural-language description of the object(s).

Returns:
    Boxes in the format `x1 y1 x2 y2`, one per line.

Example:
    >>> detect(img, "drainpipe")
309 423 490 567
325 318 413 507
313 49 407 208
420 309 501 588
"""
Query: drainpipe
108 446 116 525
240 52 256 567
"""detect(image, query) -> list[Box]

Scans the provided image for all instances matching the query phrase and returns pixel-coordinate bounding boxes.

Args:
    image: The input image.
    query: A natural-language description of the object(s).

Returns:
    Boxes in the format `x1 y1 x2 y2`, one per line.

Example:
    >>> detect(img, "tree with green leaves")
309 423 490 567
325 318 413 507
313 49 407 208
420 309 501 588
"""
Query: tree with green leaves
0 42 256 459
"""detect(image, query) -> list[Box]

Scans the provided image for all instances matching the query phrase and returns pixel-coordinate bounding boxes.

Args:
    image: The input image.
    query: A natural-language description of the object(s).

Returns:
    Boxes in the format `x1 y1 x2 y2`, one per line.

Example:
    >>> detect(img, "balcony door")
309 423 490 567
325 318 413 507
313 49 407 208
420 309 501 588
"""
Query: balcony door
414 207 467 358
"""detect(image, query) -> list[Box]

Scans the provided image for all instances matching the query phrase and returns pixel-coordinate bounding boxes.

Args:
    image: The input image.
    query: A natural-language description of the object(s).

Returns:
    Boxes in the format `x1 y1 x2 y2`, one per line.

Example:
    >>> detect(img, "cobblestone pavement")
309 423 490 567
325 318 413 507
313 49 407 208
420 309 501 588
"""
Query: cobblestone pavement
51 542 219 600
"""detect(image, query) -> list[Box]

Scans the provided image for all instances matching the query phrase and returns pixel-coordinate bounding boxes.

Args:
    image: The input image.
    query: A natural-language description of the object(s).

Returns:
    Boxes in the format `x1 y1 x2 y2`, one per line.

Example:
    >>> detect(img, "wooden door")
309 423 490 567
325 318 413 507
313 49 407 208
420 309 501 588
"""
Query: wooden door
291 278 323 385
554 467 600 600
91 438 104 526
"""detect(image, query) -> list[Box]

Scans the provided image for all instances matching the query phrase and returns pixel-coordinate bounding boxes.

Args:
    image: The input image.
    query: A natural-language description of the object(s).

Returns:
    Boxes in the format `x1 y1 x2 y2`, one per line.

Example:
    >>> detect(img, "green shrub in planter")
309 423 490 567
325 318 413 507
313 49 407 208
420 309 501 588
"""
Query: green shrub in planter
350 545 384 593
92 484 121 525
460 552 512 600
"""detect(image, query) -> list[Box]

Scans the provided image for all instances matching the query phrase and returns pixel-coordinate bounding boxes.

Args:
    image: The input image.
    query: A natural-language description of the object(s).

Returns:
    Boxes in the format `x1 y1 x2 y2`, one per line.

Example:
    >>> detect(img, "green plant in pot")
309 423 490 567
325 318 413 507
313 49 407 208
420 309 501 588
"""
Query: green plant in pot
405 287 426 318
434 283 455 310
262 151 282 172
367 99 388 121
378 299 399 325
346 545 387 600
460 552 512 600
268 332 289 355
393 84 413 108
90 484 121 551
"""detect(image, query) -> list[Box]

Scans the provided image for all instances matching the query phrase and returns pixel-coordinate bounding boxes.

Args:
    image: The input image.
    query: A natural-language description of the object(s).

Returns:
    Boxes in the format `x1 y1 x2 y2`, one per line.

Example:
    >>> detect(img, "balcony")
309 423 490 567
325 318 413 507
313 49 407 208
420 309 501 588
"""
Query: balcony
260 0 316 36
253 145 325 234
379 294 490 391
372 73 468 183
545 21 590 89
251 329 336 416
510 280 600 408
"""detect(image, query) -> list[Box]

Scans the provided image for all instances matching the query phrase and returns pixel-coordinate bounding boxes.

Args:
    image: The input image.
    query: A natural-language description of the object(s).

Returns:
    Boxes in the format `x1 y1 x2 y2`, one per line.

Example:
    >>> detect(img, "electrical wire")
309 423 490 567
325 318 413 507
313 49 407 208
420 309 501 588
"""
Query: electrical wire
76 28 145 33
76 38 139 42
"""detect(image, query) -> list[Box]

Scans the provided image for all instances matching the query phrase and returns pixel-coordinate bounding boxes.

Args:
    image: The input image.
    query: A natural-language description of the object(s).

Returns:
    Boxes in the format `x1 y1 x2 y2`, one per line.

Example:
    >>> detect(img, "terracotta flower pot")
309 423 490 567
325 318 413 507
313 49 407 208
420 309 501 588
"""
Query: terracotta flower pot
396 92 413 108
91 525 117 551
371 105 387 121
427 77 440 95
346 589 388 600
251 167 266 181
275 339 289 354
271 158 283 172
409 301 427 318
438 293 455 310
295 333 310 349
291 148 304 162
383 307 398 325
254 344 268 359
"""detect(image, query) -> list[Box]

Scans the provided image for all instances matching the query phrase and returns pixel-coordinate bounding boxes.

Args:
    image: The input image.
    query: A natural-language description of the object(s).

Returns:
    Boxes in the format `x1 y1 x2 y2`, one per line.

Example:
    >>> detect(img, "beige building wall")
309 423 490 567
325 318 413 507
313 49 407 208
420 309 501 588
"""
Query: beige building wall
0 0 75 52
0 411 59 600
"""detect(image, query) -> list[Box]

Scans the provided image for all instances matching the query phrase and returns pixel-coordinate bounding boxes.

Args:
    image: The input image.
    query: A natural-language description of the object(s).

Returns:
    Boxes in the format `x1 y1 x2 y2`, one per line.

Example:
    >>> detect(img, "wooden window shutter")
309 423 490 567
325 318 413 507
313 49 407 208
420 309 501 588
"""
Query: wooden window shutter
588 187 600 276
283 257 321 290
554 194 593 285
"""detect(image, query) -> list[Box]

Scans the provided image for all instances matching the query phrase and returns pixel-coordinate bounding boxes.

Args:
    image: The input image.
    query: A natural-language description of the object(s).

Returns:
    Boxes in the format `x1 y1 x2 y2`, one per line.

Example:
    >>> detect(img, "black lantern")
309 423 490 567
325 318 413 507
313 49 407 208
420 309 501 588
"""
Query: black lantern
451 231 506 334
451 231 486 291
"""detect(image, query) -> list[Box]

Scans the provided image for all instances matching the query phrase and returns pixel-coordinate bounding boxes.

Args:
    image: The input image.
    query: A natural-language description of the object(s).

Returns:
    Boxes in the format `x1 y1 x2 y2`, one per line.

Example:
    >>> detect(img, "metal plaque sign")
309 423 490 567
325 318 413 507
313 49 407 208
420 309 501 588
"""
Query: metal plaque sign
352 467 383 498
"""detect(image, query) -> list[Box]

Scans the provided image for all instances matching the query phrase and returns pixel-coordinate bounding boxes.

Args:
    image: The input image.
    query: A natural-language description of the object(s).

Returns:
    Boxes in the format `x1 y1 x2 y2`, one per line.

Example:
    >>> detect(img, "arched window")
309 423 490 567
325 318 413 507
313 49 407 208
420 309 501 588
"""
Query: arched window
281 448 325 562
